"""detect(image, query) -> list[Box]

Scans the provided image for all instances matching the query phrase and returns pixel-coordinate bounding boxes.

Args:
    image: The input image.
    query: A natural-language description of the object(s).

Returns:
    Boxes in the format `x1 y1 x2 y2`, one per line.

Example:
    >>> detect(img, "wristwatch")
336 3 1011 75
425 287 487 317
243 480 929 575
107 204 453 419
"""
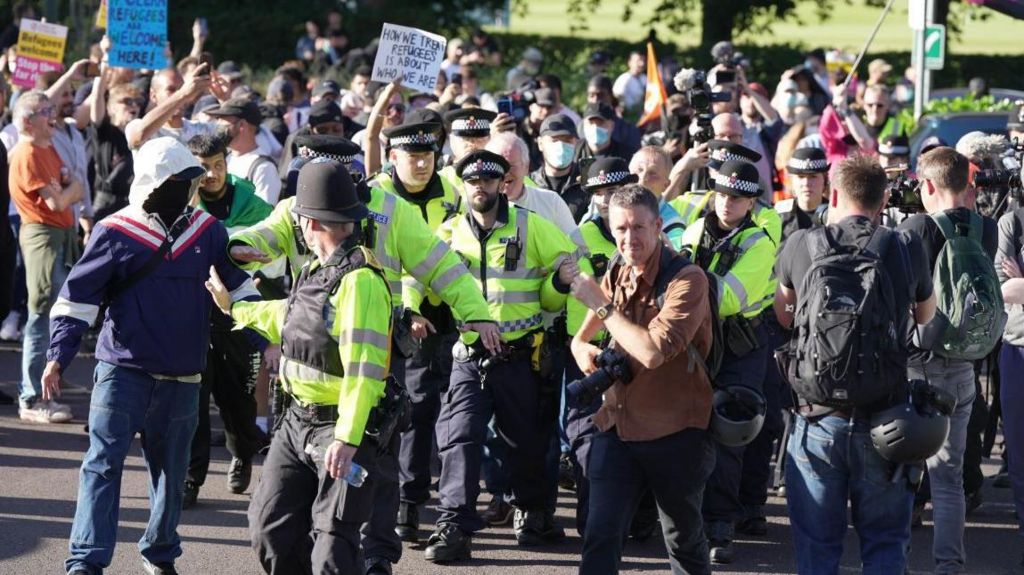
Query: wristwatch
595 302 614 320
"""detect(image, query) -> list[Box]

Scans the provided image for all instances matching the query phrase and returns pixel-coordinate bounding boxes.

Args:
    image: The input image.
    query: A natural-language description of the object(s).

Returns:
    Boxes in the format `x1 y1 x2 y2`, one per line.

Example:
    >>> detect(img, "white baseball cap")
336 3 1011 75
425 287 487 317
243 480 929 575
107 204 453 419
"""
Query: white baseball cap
129 137 205 207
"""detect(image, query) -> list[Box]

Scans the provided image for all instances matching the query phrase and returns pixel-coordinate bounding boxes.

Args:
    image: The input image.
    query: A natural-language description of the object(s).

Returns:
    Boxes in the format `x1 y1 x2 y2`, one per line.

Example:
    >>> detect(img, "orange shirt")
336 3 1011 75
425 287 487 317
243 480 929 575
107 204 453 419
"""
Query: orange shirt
9 141 73 229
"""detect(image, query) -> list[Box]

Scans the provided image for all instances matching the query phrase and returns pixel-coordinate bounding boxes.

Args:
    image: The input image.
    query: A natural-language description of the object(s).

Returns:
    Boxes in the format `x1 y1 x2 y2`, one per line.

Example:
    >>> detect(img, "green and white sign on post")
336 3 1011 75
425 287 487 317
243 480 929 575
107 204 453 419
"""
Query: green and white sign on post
925 24 946 71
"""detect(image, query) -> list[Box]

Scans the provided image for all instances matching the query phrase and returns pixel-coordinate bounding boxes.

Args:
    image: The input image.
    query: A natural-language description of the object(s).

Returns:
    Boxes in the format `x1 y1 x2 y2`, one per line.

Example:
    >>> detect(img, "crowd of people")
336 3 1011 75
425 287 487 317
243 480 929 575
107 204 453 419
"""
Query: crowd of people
1 5 1023 575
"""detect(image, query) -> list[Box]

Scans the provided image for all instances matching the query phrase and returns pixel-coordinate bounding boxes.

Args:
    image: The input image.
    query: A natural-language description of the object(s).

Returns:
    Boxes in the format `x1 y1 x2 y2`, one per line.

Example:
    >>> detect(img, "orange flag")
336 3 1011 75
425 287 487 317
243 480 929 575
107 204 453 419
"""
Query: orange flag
637 42 668 127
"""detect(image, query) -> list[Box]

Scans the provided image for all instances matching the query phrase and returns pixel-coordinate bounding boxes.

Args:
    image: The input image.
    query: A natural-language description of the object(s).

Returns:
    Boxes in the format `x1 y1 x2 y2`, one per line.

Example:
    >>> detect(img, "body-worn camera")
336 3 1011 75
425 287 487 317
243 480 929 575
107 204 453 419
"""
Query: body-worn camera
566 346 633 406
886 168 924 214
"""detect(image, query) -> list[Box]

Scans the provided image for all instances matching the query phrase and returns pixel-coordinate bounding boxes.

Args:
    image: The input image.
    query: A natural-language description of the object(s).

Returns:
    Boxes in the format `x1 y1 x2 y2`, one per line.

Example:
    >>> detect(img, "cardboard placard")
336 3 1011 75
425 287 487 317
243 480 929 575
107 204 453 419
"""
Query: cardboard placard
13 18 67 88
371 23 446 94
107 0 167 70
96 0 108 29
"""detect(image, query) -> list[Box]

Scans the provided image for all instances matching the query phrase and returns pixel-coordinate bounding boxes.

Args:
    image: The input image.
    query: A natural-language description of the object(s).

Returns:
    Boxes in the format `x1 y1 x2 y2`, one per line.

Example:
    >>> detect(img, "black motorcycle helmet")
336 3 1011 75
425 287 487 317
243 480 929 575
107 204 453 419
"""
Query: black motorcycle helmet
710 385 766 447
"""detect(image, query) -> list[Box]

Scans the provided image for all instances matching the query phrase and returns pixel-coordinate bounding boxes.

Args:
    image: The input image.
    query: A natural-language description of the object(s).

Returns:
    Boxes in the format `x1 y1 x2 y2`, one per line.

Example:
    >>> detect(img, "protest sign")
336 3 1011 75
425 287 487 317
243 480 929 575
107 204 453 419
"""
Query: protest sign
371 23 446 94
107 0 167 70
96 0 108 29
13 19 67 88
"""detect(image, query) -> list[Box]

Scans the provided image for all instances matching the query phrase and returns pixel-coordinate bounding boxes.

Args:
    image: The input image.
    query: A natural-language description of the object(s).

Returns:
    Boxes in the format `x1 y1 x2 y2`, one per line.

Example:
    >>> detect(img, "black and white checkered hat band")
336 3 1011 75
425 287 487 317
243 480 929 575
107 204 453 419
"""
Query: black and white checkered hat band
787 157 828 172
878 144 909 156
300 147 355 164
712 149 751 163
586 171 630 188
452 118 490 132
389 133 438 147
714 173 759 194
463 161 505 178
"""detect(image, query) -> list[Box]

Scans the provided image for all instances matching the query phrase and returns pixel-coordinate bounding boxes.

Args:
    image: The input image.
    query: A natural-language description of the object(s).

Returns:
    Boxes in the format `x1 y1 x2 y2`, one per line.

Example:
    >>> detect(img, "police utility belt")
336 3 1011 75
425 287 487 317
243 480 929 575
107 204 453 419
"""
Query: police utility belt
281 375 411 450
723 313 762 358
452 332 537 366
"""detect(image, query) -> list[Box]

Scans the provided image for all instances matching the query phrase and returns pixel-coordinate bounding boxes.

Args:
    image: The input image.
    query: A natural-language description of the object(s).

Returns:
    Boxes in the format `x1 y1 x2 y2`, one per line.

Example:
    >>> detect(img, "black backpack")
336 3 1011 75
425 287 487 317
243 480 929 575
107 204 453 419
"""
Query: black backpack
607 245 724 381
785 226 907 408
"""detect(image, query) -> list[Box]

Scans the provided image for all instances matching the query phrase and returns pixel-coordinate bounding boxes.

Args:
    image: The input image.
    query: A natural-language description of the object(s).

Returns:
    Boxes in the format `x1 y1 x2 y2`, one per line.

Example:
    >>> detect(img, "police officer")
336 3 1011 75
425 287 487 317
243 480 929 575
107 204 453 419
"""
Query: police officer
229 134 498 573
424 150 581 562
776 147 830 239
440 108 496 181
678 159 777 564
206 159 393 575
372 120 491 544
670 141 783 245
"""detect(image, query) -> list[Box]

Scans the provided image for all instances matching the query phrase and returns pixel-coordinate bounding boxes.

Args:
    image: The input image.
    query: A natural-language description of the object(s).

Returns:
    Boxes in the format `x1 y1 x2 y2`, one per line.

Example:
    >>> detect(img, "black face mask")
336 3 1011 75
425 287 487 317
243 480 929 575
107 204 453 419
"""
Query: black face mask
143 179 193 227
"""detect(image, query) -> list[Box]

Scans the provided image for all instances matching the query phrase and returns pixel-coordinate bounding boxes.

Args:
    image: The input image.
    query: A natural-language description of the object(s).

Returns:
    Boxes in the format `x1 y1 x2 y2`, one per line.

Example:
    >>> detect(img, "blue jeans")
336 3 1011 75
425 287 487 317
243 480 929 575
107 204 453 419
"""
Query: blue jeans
910 358 976 574
786 415 913 575
20 241 67 404
65 362 200 574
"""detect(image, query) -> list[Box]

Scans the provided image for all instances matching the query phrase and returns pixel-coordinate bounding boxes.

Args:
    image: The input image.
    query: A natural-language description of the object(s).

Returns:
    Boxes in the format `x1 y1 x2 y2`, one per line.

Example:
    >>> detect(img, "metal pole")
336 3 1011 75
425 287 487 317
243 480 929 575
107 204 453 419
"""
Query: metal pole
923 0 936 107
841 0 898 96
913 1 928 120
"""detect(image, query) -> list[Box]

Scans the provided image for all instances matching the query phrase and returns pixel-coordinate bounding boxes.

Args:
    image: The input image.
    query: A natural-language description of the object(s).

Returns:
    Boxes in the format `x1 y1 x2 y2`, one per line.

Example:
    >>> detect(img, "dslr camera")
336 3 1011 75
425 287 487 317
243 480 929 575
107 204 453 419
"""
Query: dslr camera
674 68 732 144
974 138 1024 202
886 167 924 214
567 345 633 407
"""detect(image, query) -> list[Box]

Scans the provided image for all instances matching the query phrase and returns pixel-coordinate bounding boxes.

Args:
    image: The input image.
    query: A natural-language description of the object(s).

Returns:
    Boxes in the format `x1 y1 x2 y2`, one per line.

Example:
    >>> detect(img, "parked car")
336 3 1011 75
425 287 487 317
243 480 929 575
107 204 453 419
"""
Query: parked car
909 111 1009 168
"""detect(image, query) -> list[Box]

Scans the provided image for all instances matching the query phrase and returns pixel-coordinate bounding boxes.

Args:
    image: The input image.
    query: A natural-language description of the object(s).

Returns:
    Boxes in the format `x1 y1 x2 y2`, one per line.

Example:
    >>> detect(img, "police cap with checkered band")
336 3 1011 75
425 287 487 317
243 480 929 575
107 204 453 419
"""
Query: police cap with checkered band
712 159 762 198
444 108 497 138
382 121 442 152
455 150 510 181
786 146 829 175
294 134 361 168
708 140 761 172
583 157 639 193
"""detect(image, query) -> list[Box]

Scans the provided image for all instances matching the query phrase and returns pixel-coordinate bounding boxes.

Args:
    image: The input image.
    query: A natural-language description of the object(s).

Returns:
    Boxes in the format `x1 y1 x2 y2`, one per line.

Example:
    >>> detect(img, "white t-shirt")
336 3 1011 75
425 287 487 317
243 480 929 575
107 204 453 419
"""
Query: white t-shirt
612 73 647 111
125 117 214 151
228 149 282 205
509 185 577 236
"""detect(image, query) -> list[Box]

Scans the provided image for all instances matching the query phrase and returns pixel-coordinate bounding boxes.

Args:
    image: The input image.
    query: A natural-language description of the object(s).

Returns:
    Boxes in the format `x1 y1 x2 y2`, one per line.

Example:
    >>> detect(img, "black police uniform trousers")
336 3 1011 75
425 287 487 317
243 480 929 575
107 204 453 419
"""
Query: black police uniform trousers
400 326 458 505
737 314 790 513
580 427 716 575
249 403 379 575
360 352 407 564
187 329 266 486
435 352 549 532
702 322 770 529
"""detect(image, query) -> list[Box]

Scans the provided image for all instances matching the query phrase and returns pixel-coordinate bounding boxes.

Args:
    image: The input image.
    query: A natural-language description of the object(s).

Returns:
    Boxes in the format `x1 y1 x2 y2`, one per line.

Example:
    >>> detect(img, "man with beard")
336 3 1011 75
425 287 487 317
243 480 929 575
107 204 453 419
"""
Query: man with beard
207 97 282 205
424 149 580 562
47 137 259 574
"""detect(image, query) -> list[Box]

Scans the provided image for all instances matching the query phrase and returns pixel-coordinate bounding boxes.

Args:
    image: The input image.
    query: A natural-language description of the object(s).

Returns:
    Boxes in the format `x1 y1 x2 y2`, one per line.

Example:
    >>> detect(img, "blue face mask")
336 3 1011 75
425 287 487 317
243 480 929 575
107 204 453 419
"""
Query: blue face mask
585 123 610 148
544 141 575 169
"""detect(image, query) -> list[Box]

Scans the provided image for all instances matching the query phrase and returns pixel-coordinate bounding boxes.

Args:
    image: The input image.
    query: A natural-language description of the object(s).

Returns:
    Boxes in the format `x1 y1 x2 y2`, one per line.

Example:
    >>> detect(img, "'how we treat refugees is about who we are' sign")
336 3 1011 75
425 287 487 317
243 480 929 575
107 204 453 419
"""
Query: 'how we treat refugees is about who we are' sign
371 23 447 94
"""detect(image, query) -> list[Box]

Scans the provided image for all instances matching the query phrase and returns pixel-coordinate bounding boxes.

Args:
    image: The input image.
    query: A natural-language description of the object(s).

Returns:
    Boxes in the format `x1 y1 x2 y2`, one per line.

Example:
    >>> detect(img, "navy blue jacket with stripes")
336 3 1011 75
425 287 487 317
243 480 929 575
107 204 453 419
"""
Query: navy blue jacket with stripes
47 205 259 377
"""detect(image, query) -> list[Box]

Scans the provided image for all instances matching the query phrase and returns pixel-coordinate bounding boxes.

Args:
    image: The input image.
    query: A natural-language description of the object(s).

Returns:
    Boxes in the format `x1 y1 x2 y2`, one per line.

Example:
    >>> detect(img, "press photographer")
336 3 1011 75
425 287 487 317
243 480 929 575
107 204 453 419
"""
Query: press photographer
569 184 716 575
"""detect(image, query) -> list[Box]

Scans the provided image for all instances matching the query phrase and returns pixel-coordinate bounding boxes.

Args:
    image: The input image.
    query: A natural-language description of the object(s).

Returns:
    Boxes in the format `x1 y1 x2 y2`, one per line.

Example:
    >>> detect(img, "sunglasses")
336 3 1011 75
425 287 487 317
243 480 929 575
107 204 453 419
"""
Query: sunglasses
32 106 55 118
387 103 406 114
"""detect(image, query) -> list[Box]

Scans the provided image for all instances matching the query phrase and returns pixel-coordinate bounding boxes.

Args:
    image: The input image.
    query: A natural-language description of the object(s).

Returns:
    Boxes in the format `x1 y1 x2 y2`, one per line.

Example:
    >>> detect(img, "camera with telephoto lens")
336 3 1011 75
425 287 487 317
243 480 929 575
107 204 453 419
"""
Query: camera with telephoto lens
974 139 1024 202
885 167 924 214
673 69 731 145
567 346 633 407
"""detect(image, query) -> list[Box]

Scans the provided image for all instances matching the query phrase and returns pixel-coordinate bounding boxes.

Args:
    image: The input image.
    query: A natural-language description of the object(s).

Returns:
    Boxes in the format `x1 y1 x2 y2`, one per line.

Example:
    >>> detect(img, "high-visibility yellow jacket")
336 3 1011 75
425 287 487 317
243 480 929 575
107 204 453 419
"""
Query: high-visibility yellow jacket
438 196 580 344
230 246 392 445
669 191 782 246
678 216 776 319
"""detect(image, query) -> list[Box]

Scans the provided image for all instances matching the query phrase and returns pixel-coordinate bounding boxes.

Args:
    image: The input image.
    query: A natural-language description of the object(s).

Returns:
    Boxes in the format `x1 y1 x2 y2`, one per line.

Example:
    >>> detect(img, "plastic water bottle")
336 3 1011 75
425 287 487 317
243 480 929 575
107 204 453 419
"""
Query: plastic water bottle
303 443 369 487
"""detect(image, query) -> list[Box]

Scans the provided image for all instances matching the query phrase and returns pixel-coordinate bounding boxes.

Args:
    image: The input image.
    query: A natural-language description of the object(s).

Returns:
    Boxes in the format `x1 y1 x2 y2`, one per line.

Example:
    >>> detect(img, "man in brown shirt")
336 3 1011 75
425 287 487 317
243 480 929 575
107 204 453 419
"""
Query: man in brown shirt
570 184 715 575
